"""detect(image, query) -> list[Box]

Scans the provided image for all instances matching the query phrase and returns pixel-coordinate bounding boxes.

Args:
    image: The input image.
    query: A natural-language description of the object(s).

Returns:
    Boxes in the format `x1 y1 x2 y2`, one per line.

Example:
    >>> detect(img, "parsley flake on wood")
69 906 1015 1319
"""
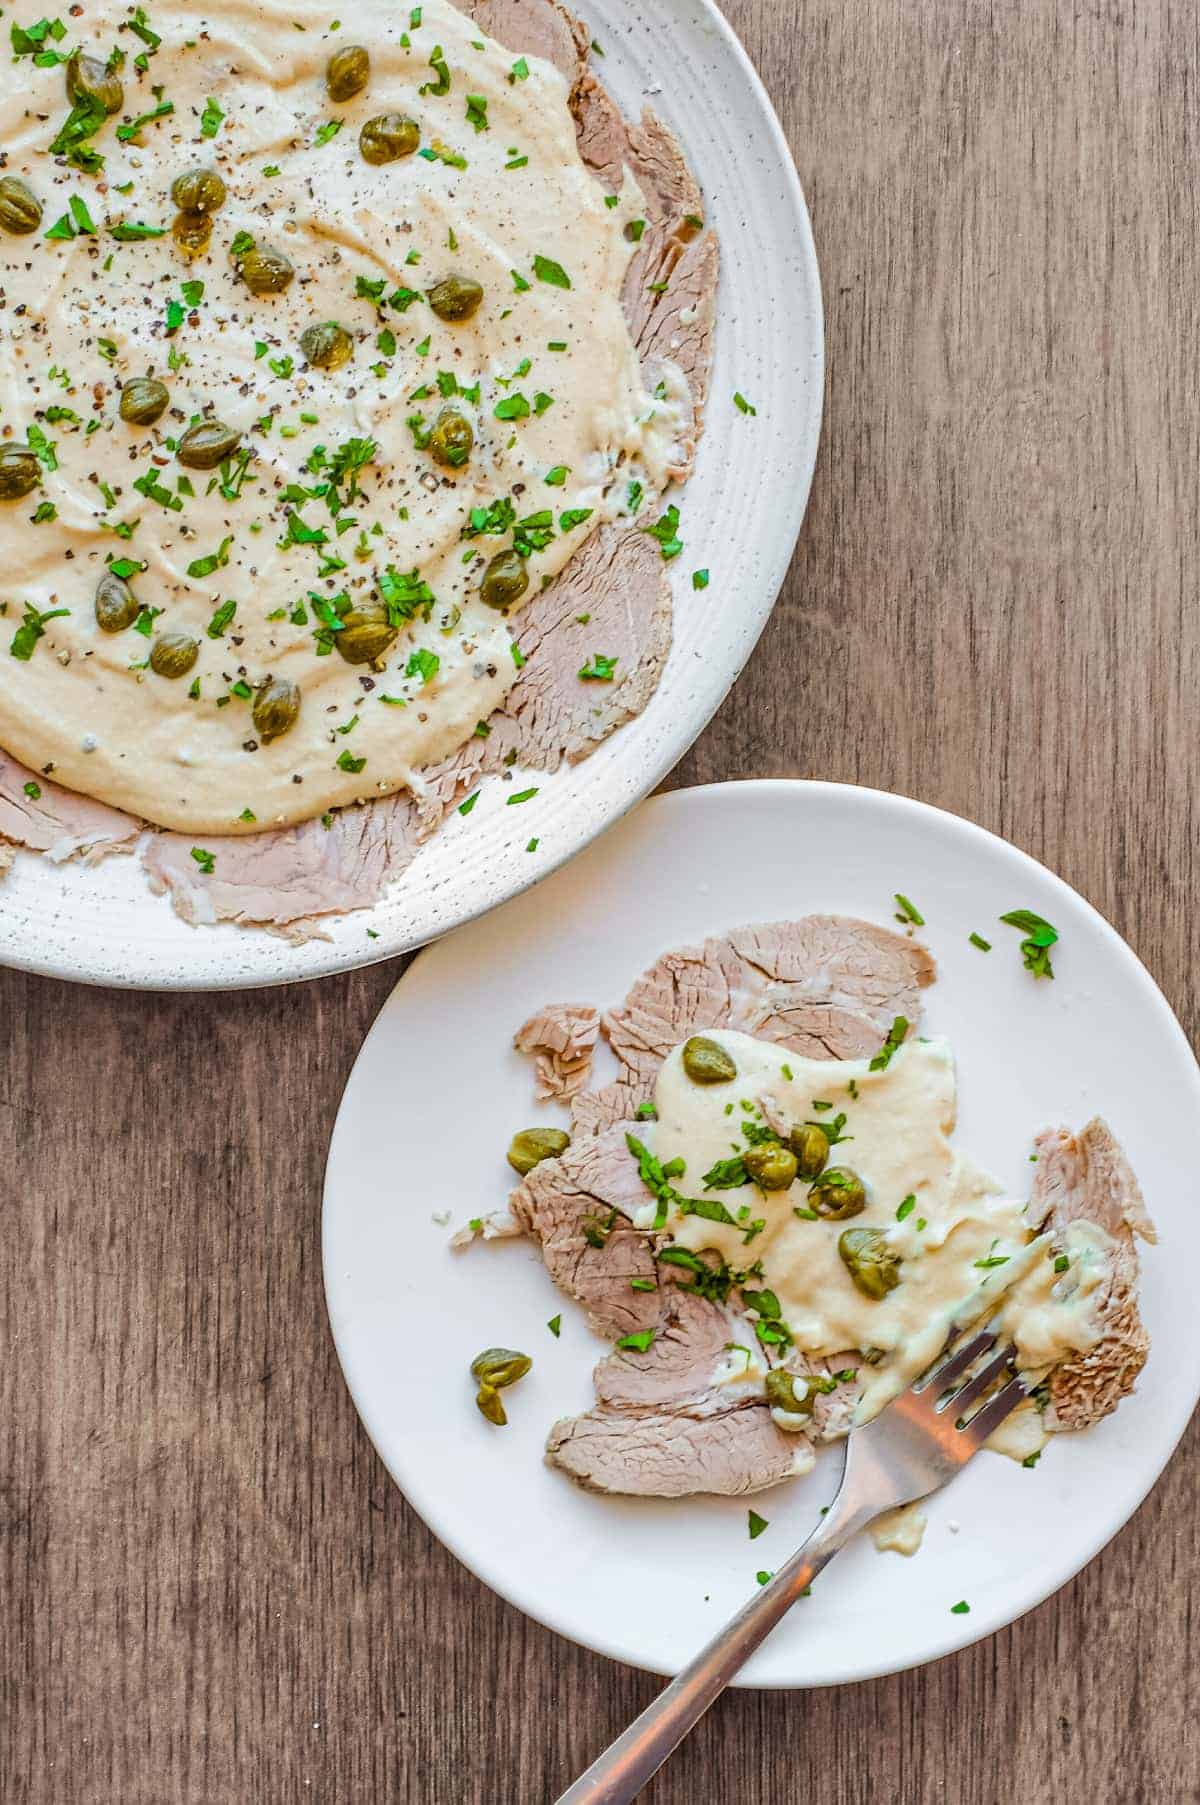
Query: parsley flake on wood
999 909 1059 978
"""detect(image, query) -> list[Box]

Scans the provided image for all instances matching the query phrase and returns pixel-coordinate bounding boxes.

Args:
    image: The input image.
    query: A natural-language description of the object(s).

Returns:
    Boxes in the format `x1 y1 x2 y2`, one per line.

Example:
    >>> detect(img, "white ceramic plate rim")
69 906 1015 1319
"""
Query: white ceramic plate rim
0 0 824 992
323 780 1200 1686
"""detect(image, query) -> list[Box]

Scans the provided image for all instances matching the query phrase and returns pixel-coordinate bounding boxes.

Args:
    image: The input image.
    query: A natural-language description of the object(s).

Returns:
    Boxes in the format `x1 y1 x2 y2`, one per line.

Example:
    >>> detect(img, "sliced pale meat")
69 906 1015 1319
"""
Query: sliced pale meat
509 1123 660 1341
490 525 673 771
514 1003 601 1101
142 794 422 933
1027 1118 1154 1431
573 917 935 1134
589 1289 764 1416
0 749 140 865
546 1396 803 1498
462 0 589 87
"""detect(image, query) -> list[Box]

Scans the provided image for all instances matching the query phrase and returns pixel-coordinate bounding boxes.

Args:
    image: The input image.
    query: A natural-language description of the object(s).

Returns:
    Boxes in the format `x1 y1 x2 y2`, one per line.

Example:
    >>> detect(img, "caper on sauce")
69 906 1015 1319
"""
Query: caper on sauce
237 241 295 296
94 572 140 633
479 549 528 612
171 167 227 215
149 633 200 680
681 1036 737 1085
0 176 42 237
65 50 122 116
171 211 212 259
764 1369 835 1419
744 1142 798 1191
790 1122 830 1180
334 608 397 668
177 420 242 470
252 678 301 744
326 44 370 101
359 113 420 164
119 377 169 427
808 1167 867 1221
838 1227 902 1301
428 275 484 322
428 406 473 470
300 321 353 370
0 445 41 500
507 1127 570 1176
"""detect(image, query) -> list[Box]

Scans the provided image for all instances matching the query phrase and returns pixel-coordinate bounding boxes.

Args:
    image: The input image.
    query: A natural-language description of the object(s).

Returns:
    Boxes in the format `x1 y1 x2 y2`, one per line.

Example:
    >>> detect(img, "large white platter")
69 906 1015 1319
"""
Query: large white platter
323 780 1200 1686
0 1 823 990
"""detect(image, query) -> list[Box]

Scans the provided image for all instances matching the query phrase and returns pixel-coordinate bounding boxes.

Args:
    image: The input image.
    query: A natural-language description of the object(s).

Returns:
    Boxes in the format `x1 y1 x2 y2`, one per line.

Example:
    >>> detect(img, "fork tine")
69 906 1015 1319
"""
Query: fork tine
917 1326 997 1393
959 1373 1029 1447
946 1345 1016 1415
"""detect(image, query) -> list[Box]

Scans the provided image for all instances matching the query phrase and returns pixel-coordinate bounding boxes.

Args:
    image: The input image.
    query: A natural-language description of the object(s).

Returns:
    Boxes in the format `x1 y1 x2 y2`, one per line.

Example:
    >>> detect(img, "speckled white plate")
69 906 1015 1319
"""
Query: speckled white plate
323 781 1200 1686
0 1 822 991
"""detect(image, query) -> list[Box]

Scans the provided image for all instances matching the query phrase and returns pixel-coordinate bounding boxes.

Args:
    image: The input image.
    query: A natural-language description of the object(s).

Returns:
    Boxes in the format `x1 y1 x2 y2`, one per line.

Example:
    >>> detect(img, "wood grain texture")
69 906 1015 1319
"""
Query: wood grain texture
3 1 1199 1799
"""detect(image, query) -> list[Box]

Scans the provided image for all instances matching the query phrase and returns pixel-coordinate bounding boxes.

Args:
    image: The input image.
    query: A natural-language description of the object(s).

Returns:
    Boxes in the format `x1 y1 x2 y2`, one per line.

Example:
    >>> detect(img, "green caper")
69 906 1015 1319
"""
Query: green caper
744 1142 798 1191
506 1126 570 1176
300 321 354 370
0 176 42 237
428 405 473 469
428 274 484 322
237 241 295 296
479 550 529 613
65 50 123 116
118 377 169 427
475 1383 506 1425
177 419 242 469
94 571 140 633
333 608 398 668
790 1122 830 1180
149 632 200 679
326 44 369 101
359 113 420 165
808 1166 867 1221
171 210 212 259
252 677 301 744
765 1369 836 1419
0 445 41 500
681 1036 737 1085
470 1348 533 1389
170 167 226 215
838 1227 902 1301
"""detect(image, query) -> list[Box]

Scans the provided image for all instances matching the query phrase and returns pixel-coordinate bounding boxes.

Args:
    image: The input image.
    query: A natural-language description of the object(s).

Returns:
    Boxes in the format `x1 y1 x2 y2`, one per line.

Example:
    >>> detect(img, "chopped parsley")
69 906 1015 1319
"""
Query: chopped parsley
465 93 489 132
999 909 1059 979
733 391 757 416
457 791 480 817
748 1510 769 1540
616 1329 656 1354
200 95 225 137
507 787 538 805
23 781 42 801
692 569 710 591
869 1016 908 1071
405 646 440 685
950 1600 971 1615
893 892 924 926
895 1194 916 1221
533 253 571 289
969 932 992 952
547 1314 562 1338
10 603 68 661
643 503 683 560
188 536 234 581
336 750 366 774
578 653 618 682
205 598 237 638
190 847 216 875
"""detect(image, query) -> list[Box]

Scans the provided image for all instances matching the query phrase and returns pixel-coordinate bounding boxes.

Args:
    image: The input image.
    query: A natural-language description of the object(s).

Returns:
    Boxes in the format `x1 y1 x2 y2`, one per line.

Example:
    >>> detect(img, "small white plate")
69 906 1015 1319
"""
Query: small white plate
323 781 1200 1686
0 0 823 991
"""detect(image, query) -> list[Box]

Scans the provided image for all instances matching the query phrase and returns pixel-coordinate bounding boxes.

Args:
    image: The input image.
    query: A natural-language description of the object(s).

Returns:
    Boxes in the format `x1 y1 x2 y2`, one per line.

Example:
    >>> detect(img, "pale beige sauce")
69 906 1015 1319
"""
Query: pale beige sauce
646 1031 1115 1429
0 0 678 830
870 1503 927 1557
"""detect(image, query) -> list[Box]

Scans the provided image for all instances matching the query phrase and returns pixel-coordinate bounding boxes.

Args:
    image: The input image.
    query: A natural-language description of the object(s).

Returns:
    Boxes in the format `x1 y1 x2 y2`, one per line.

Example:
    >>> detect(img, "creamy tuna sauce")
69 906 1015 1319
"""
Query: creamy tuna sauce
641 1030 1116 1431
0 0 676 830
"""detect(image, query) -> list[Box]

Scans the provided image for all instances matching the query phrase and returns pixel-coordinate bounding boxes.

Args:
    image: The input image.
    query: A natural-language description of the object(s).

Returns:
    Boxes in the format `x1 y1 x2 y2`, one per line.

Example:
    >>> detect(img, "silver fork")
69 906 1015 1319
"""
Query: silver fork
554 1327 1027 1805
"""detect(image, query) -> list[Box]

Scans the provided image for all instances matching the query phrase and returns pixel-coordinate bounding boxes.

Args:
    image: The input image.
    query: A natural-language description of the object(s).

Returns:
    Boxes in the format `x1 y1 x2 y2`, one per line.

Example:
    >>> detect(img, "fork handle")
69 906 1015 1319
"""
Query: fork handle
553 1493 875 1805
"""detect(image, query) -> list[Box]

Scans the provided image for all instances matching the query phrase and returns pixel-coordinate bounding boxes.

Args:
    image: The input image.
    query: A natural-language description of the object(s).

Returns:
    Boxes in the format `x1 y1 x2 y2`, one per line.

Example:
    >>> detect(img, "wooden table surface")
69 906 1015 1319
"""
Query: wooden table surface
4 2 1198 1800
